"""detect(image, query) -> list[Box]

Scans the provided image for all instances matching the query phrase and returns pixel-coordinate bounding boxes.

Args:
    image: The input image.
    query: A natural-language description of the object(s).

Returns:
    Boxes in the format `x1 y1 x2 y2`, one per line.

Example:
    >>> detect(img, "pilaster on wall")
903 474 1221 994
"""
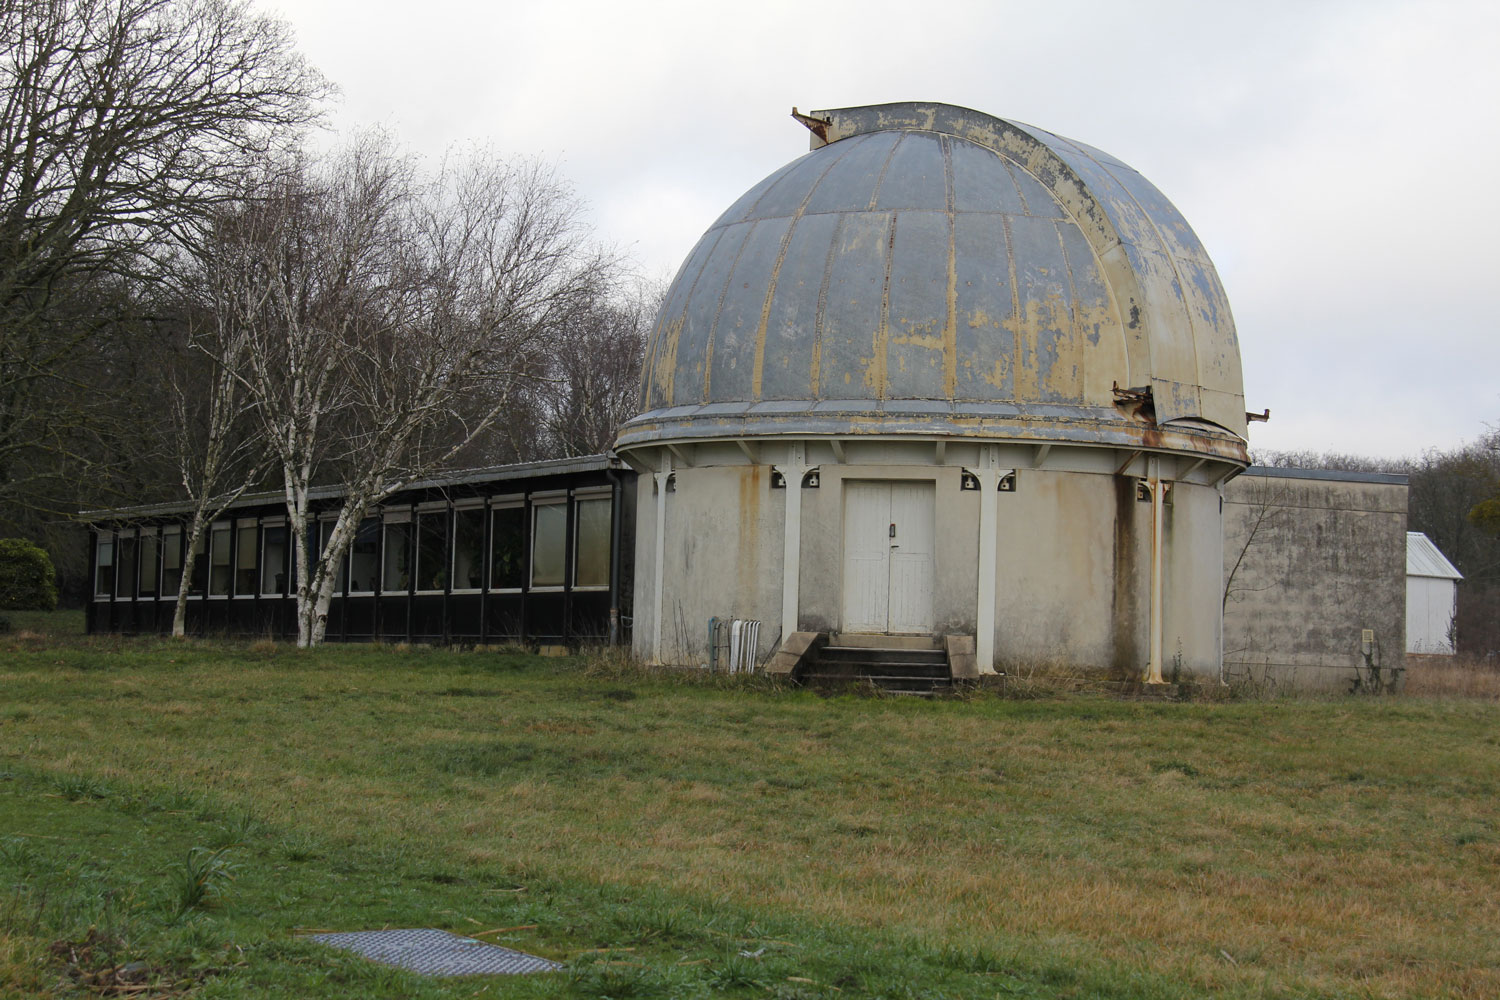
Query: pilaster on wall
774 442 807 640
974 444 1005 674
650 459 672 663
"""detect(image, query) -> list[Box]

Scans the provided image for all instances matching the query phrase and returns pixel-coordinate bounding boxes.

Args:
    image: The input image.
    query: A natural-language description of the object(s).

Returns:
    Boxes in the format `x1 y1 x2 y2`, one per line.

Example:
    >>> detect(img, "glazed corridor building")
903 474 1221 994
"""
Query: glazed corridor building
86 457 635 644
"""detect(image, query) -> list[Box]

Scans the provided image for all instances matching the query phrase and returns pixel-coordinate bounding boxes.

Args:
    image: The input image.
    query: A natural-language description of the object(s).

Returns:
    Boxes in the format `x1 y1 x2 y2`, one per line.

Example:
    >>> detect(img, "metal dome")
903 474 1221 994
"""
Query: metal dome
616 103 1247 463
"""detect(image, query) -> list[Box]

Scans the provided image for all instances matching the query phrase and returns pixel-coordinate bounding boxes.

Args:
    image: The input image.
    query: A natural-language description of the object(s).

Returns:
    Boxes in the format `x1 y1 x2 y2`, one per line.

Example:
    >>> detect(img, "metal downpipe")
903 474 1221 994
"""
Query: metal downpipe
1145 462 1166 684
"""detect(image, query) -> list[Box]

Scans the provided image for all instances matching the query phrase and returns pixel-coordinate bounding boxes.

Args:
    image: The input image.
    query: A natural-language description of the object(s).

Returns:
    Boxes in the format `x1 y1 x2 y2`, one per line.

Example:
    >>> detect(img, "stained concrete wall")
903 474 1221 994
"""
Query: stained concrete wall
632 465 784 665
1163 480 1226 677
989 471 1222 677
634 449 1229 681
992 469 1131 671
1222 467 1407 690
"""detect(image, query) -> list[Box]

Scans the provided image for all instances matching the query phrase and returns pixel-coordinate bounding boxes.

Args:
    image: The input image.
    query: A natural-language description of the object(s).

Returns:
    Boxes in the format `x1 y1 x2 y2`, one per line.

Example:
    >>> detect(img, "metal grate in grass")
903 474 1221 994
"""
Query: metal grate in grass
305 928 561 976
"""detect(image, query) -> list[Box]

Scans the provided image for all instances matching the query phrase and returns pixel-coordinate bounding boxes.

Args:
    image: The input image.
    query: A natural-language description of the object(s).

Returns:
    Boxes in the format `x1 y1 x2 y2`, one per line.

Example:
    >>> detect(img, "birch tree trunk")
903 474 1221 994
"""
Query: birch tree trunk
172 509 207 639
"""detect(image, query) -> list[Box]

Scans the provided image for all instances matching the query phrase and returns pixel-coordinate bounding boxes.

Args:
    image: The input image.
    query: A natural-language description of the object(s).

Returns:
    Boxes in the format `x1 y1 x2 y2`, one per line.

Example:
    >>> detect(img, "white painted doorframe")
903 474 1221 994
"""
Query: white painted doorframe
841 480 935 634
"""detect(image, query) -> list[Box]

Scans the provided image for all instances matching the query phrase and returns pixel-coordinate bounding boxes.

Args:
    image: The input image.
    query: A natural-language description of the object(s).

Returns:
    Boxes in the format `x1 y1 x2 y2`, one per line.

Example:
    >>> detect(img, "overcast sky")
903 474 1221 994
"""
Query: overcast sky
260 0 1499 462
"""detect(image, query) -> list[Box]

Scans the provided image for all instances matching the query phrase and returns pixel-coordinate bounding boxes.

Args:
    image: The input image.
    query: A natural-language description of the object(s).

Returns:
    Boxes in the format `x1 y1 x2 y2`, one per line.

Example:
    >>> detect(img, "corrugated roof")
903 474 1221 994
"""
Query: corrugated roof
1407 532 1463 580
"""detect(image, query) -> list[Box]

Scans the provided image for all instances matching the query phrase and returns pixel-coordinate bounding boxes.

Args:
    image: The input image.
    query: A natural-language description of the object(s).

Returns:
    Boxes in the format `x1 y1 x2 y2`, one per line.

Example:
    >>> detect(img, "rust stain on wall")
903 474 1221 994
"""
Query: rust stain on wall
737 466 763 605
1111 474 1142 676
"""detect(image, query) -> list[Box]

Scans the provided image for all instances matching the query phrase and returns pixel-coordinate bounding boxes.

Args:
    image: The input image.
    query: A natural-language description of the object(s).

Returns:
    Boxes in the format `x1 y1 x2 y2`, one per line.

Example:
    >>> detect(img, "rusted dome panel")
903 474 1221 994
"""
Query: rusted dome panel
1007 120 1246 435
618 103 1248 461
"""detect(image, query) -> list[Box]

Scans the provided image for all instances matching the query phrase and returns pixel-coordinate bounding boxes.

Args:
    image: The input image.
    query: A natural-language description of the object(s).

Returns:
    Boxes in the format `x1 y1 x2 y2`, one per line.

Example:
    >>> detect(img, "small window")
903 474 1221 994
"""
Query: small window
138 531 159 598
161 527 183 596
452 508 485 591
261 524 288 596
234 522 257 596
490 506 524 590
573 497 612 589
94 535 115 599
383 518 413 592
313 518 337 591
189 529 208 597
415 511 446 592
187 530 208 593
208 523 232 596
348 518 379 594
116 533 138 600
531 503 566 588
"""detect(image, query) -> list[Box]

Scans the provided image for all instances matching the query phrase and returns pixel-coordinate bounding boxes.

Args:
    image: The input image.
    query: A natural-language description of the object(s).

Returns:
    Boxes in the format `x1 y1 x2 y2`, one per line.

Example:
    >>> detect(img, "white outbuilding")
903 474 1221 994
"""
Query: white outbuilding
1406 532 1462 655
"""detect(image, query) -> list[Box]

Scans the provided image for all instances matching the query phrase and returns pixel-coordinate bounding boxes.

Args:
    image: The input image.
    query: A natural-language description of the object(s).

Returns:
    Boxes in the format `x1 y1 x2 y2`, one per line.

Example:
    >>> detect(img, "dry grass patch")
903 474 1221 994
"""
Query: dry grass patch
1406 654 1500 699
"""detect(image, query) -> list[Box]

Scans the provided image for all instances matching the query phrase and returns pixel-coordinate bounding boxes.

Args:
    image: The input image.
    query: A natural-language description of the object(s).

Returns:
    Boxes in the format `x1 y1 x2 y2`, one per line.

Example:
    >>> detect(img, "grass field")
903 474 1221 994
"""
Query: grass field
1 616 1498 998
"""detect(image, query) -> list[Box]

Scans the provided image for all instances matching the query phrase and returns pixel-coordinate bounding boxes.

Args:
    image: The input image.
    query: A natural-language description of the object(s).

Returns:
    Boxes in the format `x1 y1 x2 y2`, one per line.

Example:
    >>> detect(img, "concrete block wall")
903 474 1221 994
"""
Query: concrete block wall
1222 467 1407 691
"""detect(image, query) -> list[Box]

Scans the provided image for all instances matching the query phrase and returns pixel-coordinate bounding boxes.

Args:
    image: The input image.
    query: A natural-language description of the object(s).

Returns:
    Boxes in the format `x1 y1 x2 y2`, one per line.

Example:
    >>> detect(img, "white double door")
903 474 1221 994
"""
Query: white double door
842 481 935 634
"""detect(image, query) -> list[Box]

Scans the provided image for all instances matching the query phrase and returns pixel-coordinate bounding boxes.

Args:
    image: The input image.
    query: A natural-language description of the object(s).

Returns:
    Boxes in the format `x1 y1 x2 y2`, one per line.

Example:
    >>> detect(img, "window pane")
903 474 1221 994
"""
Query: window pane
416 512 446 591
95 537 114 598
209 525 231 596
574 498 611 589
234 524 257 595
349 519 379 593
261 525 287 595
311 520 338 593
189 530 208 596
531 504 565 588
490 507 524 589
453 509 484 590
383 521 412 592
138 533 158 597
161 529 183 596
305 520 321 593
116 534 137 600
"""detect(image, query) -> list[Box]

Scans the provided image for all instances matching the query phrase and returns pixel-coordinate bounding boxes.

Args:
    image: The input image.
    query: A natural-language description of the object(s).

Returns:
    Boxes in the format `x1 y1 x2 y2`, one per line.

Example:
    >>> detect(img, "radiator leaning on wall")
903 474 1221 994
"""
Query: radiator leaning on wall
708 617 762 673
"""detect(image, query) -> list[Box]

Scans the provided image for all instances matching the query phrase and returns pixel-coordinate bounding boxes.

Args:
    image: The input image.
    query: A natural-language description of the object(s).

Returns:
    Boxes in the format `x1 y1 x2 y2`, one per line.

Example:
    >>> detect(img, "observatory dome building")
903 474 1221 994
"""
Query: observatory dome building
615 103 1249 680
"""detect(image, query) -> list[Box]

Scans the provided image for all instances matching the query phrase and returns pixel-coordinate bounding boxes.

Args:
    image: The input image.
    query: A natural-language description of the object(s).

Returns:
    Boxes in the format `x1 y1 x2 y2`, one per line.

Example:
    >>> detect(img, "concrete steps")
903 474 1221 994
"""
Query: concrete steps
794 633 954 694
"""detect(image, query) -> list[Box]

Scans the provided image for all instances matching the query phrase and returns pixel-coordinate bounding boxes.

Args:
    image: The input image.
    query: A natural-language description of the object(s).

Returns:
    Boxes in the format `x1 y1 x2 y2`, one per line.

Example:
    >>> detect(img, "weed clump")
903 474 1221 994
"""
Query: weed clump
167 846 238 918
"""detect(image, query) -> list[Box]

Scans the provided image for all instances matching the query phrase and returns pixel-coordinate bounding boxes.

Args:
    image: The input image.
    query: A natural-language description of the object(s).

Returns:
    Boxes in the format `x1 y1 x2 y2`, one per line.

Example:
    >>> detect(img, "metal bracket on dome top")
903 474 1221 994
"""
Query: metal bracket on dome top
1111 381 1152 405
791 107 831 143
1246 408 1271 423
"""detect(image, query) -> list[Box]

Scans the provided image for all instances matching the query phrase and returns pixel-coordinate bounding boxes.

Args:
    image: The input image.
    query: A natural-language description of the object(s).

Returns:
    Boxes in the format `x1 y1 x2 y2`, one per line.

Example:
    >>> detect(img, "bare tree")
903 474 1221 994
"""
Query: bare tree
536 285 655 457
0 0 325 515
158 304 268 637
201 139 610 645
1251 449 1396 473
1222 477 1291 613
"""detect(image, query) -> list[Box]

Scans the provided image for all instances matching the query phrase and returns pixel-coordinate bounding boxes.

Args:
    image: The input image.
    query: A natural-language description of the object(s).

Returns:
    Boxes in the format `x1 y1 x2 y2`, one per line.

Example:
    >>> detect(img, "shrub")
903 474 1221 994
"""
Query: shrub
0 538 58 611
